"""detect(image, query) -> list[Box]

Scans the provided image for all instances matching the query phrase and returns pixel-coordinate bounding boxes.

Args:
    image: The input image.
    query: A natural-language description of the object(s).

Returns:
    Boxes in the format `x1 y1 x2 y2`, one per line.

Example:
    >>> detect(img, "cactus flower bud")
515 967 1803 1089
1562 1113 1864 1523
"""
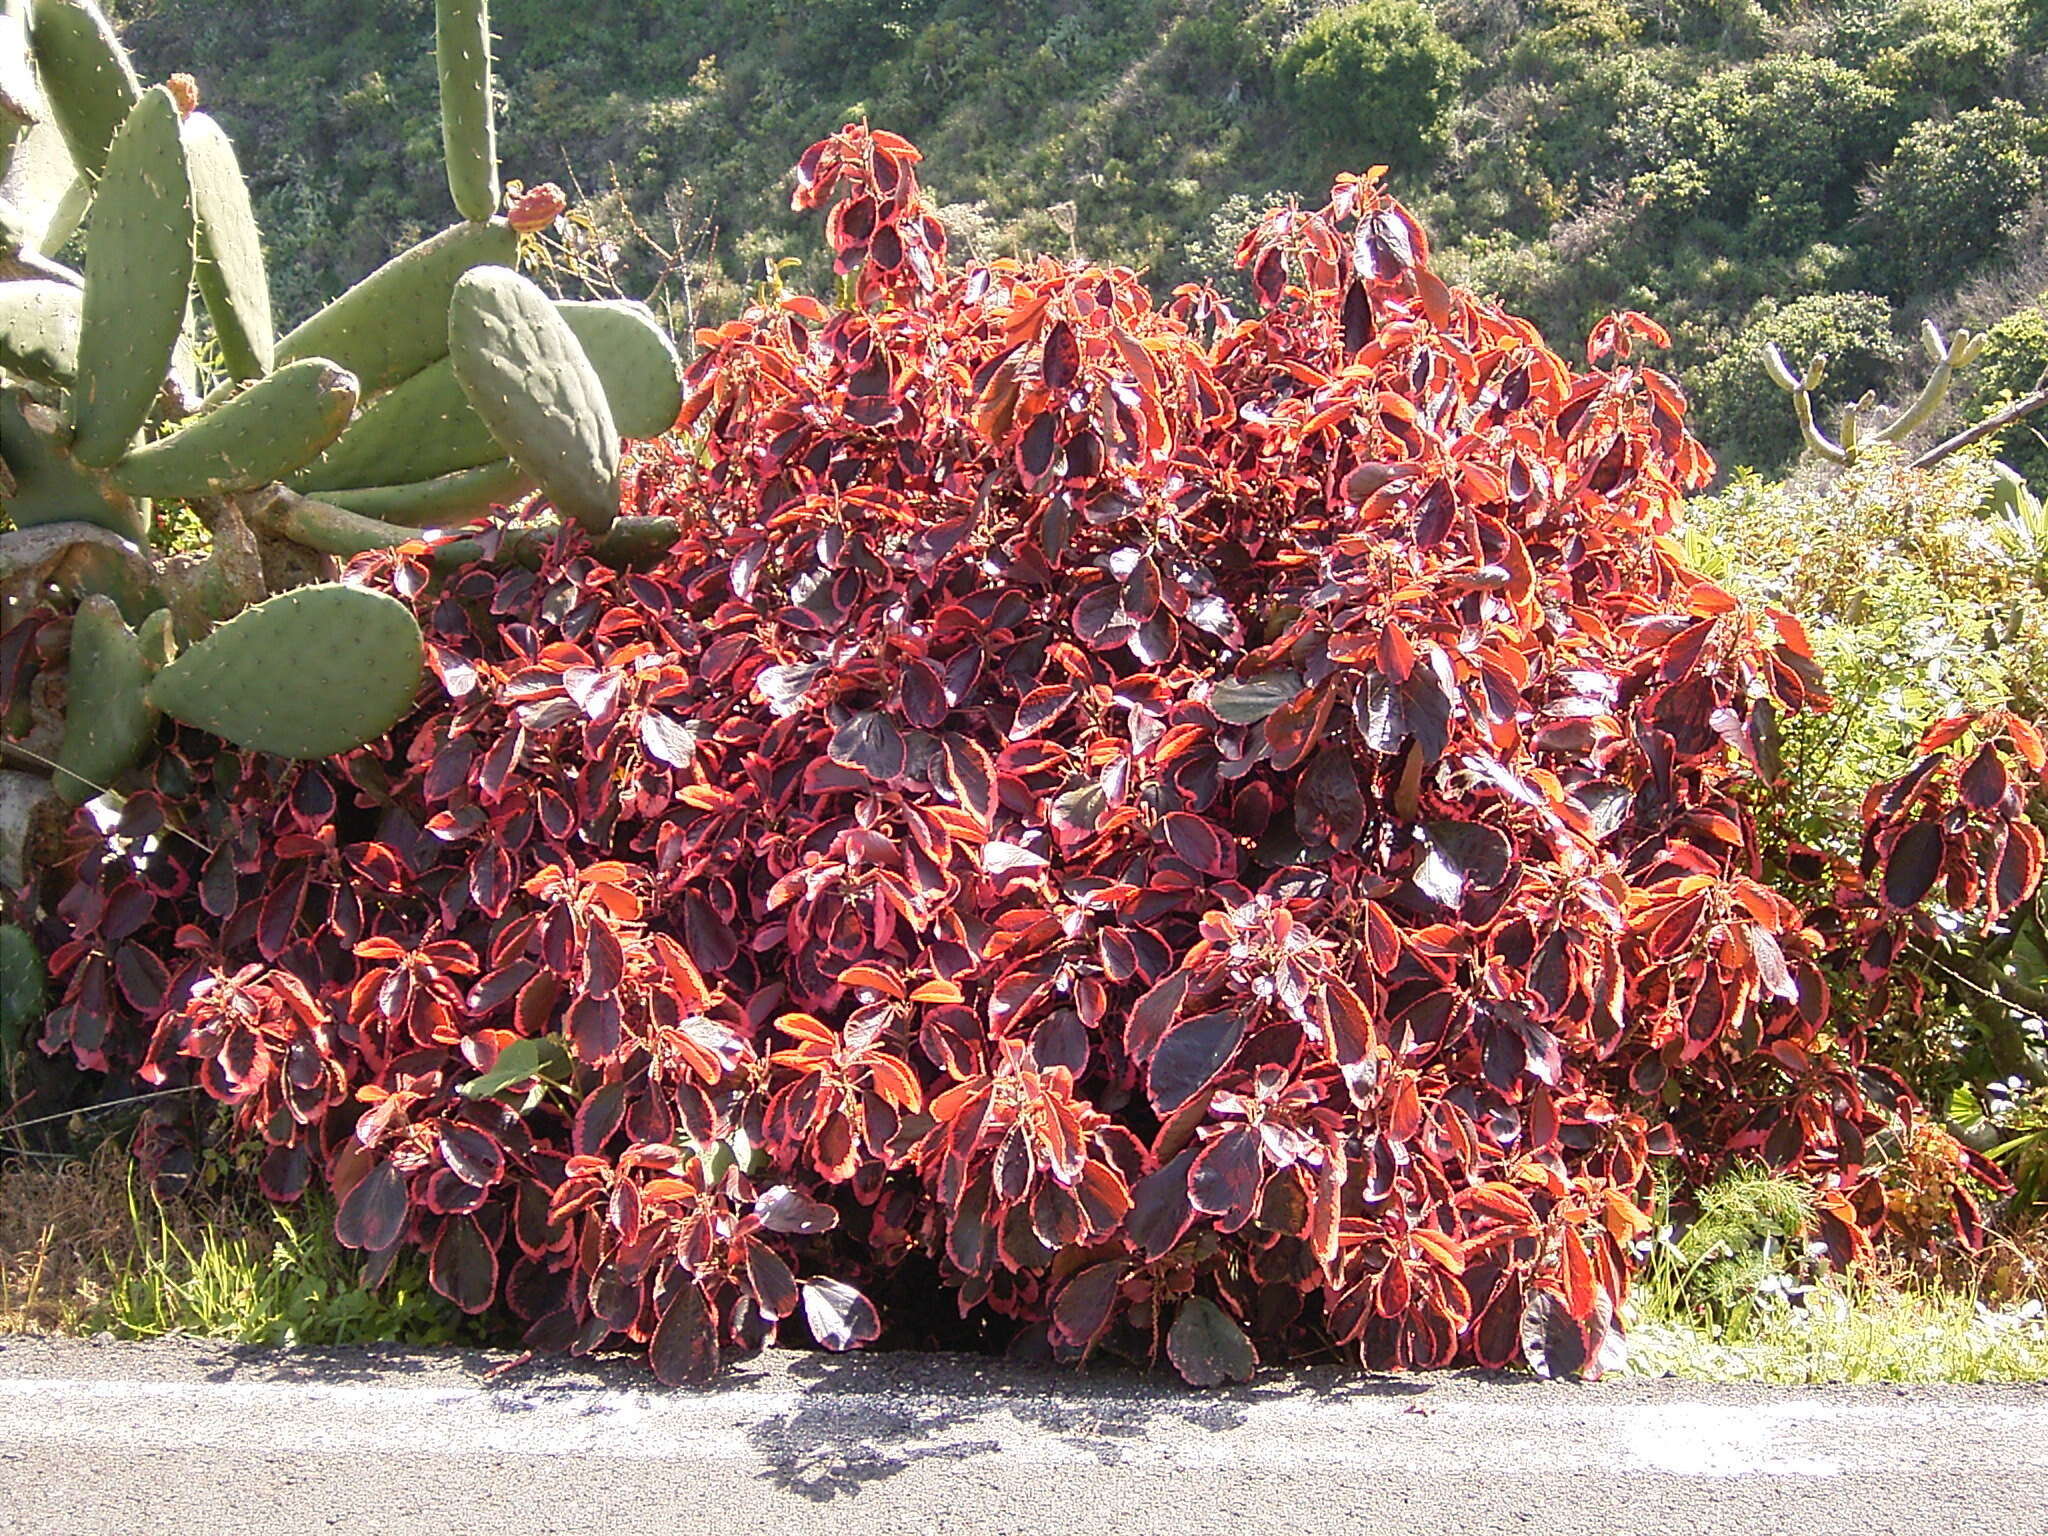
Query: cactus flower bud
166 73 200 116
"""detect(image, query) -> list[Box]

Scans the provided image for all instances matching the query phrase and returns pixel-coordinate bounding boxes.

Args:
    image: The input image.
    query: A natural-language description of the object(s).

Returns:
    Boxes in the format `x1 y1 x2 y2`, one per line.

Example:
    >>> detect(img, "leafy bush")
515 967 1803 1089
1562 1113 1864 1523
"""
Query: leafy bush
1859 101 2045 297
1957 299 2048 485
1691 292 1905 472
1857 0 2023 105
1685 450 2048 1145
1276 0 1472 163
1618 58 1896 253
23 131 2014 1384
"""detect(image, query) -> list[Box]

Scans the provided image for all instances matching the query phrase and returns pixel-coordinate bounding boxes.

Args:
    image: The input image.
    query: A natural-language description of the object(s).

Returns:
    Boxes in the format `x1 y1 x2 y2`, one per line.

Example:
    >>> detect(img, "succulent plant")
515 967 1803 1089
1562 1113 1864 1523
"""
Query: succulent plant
0 0 686 882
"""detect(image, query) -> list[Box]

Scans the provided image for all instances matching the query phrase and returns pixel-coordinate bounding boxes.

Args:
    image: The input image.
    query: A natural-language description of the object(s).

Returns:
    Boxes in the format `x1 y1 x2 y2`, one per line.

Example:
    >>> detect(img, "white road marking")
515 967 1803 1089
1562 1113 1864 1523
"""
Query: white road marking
0 1375 2034 1482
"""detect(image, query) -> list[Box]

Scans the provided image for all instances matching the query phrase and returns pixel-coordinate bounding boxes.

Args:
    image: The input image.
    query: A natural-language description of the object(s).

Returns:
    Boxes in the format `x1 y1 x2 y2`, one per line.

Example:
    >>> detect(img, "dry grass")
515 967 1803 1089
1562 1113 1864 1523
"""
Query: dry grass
0 1145 140 1333
0 1147 472 1346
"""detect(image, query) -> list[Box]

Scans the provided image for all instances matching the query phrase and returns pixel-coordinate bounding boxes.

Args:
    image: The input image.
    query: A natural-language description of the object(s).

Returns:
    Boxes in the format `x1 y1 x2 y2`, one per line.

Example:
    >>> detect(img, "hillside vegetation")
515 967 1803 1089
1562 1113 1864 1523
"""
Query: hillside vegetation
108 0 2048 473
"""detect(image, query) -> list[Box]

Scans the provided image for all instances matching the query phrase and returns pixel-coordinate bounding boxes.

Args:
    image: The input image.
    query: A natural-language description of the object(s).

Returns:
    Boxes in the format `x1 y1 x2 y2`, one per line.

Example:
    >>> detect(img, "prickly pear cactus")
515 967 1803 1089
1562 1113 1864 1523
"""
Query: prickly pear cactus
274 217 516 396
183 107 274 381
70 84 191 466
450 266 620 535
147 583 425 759
26 0 136 180
112 357 358 498
0 0 688 888
51 590 155 802
437 0 498 223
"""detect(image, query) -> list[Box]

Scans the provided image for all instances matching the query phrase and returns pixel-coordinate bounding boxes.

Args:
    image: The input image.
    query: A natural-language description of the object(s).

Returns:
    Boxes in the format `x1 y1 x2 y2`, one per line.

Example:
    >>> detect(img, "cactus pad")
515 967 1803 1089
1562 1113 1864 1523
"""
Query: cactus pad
255 490 436 557
290 355 496 493
147 582 425 759
0 389 146 540
111 357 359 498
449 266 618 534
559 300 683 439
53 591 156 803
275 218 515 396
318 458 533 528
0 0 38 173
70 85 192 467
436 0 497 223
183 111 274 381
26 0 136 180
0 276 78 384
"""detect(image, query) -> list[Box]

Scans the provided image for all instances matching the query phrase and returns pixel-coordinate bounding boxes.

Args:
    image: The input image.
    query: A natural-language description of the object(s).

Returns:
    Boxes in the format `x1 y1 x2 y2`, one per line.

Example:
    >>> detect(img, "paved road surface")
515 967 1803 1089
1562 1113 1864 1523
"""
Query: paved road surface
0 1334 2043 1533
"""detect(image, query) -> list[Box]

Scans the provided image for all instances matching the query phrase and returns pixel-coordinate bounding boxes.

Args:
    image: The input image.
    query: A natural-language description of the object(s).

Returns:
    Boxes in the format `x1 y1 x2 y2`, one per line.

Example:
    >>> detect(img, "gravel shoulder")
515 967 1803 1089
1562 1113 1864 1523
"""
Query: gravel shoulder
1 1334 2044 1534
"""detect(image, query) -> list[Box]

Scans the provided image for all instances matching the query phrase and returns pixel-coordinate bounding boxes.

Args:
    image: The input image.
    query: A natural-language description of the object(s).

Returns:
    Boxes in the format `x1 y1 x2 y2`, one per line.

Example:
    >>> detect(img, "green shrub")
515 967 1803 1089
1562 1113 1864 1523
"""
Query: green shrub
1683 448 2042 835
1859 102 2044 296
1957 299 2048 484
1275 0 1472 163
1861 0 2023 105
1691 291 1905 472
1620 57 1897 252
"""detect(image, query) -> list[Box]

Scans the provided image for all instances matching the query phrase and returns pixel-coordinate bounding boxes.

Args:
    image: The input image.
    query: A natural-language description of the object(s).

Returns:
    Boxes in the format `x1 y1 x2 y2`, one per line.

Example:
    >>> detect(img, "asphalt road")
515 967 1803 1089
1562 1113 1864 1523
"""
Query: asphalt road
0 1335 2043 1534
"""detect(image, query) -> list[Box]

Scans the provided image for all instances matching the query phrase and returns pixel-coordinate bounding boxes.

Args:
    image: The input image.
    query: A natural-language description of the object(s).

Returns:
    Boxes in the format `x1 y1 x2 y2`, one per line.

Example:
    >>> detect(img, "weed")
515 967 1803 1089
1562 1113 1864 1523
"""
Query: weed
0 1147 472 1347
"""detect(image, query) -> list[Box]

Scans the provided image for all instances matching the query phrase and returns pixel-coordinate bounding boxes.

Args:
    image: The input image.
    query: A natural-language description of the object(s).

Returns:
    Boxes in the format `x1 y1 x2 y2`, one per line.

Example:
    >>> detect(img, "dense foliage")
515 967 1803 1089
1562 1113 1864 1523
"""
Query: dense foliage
21 128 2028 1384
1276 1 1471 161
107 0 2048 475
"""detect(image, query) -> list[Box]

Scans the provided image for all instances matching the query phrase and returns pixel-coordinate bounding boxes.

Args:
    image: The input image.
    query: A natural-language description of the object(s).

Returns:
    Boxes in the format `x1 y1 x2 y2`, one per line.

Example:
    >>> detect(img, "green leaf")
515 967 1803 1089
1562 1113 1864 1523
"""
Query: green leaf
1208 671 1304 725
457 1033 570 1101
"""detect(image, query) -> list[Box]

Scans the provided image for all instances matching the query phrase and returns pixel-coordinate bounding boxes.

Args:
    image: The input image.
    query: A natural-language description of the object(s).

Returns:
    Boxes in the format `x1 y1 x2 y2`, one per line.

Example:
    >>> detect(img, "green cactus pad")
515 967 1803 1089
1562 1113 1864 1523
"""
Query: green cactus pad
0 276 78 384
53 591 156 803
289 355 496 493
135 603 173 668
275 218 515 396
317 458 533 528
110 357 358 498
70 85 192 467
293 300 679 495
436 0 497 223
26 0 135 180
256 490 435 556
449 266 618 534
183 111 274 381
0 390 146 540
0 920 44 1071
559 300 683 439
147 582 424 759
0 0 38 173
0 91 76 255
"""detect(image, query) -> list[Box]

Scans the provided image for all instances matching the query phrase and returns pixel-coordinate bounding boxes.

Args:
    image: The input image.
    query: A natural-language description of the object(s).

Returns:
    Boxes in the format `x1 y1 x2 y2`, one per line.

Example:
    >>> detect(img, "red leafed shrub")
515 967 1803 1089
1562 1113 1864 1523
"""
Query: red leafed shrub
27 126 2031 1383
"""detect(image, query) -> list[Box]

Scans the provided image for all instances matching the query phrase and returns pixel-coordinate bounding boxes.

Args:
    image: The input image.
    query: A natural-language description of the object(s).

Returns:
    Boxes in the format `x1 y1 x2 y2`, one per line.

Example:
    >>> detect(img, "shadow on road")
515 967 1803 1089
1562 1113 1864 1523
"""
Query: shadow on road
734 1348 1445 1502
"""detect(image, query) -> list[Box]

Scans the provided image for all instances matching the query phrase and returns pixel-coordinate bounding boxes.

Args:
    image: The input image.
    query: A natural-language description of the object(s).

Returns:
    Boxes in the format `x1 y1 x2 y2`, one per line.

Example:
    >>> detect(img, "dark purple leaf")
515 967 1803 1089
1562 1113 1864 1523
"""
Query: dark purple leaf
1167 1297 1256 1386
801 1278 882 1352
